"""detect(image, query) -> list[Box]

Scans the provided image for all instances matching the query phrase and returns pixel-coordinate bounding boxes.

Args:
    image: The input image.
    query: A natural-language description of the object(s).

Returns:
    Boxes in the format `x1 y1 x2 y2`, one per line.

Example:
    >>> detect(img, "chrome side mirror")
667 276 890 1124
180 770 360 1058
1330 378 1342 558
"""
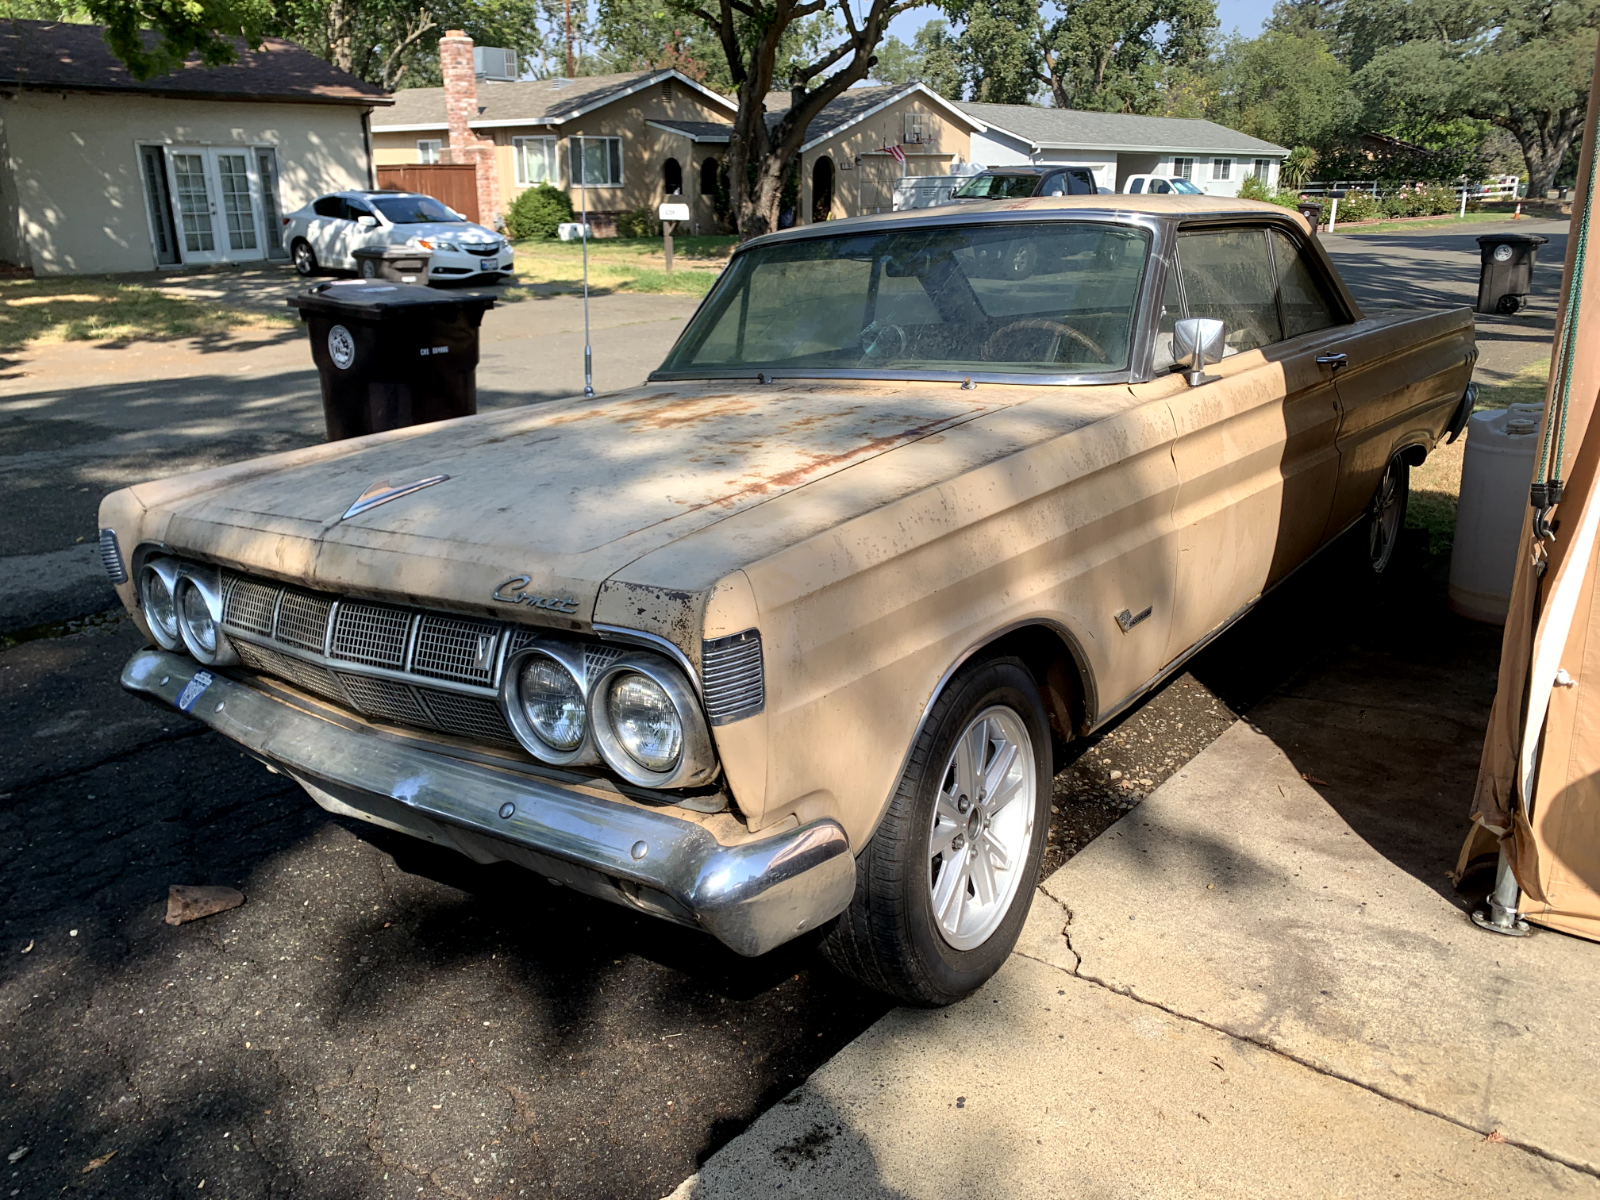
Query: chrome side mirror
1174 317 1225 386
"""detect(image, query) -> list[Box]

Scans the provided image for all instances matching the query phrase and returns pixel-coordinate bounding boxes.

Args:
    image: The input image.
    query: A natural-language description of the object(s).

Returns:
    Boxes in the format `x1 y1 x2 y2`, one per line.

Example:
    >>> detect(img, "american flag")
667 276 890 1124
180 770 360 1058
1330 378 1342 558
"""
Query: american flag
880 145 907 165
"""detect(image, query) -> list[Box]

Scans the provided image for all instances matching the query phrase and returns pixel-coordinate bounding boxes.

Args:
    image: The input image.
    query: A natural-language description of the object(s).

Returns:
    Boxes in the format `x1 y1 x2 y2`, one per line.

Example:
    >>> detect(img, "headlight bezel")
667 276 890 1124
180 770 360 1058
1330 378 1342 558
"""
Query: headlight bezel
172 564 238 666
589 653 717 789
137 557 182 650
500 640 600 766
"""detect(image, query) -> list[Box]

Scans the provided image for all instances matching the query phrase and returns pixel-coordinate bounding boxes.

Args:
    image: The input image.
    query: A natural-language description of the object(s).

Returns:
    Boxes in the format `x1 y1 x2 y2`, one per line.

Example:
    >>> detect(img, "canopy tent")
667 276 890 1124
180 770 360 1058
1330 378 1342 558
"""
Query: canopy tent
1461 37 1600 939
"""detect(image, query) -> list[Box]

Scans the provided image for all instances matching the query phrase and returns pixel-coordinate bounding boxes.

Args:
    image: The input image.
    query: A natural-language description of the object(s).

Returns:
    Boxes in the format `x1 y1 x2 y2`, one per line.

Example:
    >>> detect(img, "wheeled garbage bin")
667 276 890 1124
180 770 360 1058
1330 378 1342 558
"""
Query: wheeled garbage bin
352 245 432 284
288 281 496 441
1475 232 1548 315
1296 200 1324 233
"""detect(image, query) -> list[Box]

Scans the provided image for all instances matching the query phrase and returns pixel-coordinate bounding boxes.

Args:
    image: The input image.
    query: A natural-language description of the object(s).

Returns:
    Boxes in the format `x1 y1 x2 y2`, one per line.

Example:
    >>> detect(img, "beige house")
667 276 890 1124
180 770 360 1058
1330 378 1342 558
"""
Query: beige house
773 84 980 224
0 21 390 276
370 65 740 234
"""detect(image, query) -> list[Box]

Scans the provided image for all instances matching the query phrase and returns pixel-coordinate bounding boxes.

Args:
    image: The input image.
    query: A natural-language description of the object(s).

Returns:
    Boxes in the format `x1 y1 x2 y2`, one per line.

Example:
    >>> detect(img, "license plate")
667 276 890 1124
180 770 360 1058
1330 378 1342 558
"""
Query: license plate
480 259 499 271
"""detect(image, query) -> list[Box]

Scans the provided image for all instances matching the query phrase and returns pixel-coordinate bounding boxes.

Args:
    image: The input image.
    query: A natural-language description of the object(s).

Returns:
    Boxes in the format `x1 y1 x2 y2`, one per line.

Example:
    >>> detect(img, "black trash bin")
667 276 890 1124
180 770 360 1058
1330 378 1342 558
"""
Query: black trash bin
352 244 432 284
288 281 496 441
1296 199 1324 232
1476 232 1548 315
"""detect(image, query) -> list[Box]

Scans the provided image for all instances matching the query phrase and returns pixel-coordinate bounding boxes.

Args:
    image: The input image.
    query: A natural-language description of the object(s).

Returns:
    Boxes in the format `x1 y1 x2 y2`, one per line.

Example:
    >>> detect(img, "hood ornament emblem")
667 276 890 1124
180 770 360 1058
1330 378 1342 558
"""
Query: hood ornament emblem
340 475 449 521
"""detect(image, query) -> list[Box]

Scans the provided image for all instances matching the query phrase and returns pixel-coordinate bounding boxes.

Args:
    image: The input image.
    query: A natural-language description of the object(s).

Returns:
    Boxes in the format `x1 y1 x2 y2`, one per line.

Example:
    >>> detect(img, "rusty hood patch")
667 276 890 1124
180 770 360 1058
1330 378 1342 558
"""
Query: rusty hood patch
137 381 1006 620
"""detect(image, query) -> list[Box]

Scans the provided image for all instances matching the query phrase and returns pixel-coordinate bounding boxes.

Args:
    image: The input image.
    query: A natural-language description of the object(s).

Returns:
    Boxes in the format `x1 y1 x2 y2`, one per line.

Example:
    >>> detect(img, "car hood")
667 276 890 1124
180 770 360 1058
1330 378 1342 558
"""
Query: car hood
121 381 1010 634
388 221 499 245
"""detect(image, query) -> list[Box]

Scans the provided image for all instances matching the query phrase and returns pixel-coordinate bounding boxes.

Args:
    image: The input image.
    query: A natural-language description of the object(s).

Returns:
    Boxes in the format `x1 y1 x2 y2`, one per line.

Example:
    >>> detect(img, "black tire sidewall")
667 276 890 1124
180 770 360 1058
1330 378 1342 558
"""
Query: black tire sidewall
292 241 316 276
1370 457 1410 574
886 658 1052 1004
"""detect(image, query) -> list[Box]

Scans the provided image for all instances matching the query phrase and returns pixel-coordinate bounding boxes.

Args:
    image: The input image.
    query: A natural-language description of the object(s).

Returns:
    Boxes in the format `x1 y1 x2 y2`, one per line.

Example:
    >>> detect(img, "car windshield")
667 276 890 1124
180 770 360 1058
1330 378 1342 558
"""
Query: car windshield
952 174 1041 200
658 221 1152 377
370 195 464 224
1170 179 1204 195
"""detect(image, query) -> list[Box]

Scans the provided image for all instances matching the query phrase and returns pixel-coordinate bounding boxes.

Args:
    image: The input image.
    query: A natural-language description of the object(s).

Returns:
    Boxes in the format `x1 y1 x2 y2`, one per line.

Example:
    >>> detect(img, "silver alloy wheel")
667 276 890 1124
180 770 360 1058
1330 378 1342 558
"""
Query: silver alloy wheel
360 258 378 278
1369 460 1404 572
927 705 1036 951
292 242 315 275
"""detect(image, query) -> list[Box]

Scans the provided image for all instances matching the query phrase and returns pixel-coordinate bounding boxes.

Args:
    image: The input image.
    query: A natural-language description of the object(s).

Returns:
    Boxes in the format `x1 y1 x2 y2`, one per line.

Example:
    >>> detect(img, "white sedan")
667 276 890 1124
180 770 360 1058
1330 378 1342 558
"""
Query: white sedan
1122 175 1205 195
283 191 513 283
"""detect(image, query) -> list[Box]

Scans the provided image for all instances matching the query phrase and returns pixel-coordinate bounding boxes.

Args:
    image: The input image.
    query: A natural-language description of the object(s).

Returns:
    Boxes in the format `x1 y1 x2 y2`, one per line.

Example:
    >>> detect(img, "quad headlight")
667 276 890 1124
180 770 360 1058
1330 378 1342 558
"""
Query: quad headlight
137 558 182 650
171 565 237 666
501 640 717 787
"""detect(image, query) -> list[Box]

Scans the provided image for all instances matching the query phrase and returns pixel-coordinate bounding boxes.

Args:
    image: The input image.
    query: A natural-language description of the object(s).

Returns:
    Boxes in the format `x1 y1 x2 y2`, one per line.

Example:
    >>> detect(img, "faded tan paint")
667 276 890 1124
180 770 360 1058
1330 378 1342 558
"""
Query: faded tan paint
101 197 1474 855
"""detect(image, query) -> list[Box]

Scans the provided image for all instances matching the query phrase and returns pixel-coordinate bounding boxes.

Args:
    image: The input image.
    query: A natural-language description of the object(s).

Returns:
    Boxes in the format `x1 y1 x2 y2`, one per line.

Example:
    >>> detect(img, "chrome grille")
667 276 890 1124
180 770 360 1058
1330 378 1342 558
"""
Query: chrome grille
584 643 625 680
702 629 765 725
336 672 433 726
330 602 412 669
236 641 346 704
412 614 501 684
98 529 127 584
276 590 333 653
222 574 279 636
422 690 518 744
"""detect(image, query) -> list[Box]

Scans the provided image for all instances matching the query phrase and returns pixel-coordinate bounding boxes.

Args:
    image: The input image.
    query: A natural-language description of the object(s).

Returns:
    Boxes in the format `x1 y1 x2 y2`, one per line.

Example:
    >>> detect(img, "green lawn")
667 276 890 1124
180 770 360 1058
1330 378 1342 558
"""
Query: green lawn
1330 209 1538 236
504 234 736 298
0 276 292 351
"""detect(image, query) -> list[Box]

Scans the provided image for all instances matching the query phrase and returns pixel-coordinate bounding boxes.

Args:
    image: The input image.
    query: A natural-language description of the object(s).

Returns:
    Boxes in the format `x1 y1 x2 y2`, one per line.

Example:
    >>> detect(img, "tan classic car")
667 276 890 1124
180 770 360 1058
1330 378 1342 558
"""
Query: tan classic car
100 196 1475 1005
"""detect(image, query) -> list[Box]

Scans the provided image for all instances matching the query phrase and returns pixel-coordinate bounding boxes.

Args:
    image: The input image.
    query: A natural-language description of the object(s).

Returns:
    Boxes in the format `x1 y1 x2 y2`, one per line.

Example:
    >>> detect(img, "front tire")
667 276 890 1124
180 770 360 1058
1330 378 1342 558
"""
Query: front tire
821 655 1051 1006
1368 456 1410 573
291 239 319 277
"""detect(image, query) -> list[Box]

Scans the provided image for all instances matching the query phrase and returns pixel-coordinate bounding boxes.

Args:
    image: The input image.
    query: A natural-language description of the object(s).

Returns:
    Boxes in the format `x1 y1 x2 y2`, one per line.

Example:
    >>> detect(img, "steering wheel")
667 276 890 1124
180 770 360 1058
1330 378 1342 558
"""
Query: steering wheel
859 321 907 365
982 318 1108 365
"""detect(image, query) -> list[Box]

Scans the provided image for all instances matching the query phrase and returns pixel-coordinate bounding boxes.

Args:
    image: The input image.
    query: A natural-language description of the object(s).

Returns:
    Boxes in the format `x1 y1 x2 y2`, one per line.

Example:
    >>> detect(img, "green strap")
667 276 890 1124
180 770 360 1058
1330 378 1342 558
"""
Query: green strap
1538 137 1598 492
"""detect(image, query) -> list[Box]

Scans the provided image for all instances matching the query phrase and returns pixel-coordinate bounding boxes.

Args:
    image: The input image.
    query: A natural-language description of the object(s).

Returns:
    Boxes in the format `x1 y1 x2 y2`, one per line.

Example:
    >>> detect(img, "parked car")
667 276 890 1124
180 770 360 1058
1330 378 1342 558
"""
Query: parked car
950 165 1102 202
101 195 1476 1006
283 190 513 283
1123 174 1205 195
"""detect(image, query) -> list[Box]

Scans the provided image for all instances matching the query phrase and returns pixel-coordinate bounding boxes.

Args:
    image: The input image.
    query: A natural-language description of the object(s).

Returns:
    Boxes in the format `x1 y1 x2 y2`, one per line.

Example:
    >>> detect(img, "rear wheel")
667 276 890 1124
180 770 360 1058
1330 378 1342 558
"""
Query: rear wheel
1367 456 1410 573
821 655 1051 1006
359 257 379 279
291 239 318 277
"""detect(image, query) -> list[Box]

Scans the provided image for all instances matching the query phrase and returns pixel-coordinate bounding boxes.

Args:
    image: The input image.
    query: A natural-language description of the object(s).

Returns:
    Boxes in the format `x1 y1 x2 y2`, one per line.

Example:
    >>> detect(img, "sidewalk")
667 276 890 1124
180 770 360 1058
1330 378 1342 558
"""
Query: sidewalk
670 566 1600 1197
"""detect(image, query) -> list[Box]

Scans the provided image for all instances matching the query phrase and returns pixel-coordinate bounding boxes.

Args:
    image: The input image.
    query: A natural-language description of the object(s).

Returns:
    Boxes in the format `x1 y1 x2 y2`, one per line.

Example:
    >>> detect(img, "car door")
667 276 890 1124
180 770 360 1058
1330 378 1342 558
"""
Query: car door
306 196 345 261
1159 224 1346 661
1037 172 1068 197
337 198 384 269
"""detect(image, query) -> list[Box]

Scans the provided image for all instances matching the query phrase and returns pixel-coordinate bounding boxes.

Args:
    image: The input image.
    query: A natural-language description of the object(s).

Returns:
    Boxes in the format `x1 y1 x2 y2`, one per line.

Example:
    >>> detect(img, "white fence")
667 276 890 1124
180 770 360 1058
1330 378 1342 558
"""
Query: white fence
1297 175 1521 200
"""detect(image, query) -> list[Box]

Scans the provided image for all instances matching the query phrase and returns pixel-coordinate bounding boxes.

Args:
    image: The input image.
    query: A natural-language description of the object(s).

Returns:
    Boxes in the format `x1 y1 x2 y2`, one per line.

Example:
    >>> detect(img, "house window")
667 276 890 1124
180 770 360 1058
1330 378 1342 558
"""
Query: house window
1212 158 1231 181
903 113 930 145
1254 159 1273 182
1173 157 1194 180
570 136 623 187
514 136 558 185
418 139 442 164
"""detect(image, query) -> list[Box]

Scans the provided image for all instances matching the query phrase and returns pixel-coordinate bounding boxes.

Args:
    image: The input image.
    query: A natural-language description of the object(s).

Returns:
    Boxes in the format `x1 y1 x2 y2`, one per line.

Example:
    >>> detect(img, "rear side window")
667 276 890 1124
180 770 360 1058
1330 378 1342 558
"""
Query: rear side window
1127 178 1144 194
1039 173 1067 197
312 196 342 218
1176 228 1281 353
1270 229 1339 338
1068 170 1096 195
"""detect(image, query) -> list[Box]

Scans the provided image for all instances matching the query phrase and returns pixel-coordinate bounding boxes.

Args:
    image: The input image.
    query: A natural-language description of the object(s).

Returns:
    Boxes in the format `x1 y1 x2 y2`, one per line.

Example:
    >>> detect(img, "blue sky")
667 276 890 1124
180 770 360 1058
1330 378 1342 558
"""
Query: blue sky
882 0 1274 51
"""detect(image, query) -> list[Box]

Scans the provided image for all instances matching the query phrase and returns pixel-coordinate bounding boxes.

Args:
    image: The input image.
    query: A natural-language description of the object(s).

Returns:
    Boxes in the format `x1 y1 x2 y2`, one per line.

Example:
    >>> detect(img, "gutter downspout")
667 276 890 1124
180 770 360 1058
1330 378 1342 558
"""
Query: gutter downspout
362 107 376 189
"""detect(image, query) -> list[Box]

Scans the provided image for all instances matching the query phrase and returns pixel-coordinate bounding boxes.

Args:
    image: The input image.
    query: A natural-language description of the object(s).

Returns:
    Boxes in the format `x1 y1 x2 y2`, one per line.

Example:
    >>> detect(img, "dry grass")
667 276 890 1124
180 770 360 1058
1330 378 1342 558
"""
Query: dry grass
505 235 734 297
0 276 291 350
1406 358 1550 554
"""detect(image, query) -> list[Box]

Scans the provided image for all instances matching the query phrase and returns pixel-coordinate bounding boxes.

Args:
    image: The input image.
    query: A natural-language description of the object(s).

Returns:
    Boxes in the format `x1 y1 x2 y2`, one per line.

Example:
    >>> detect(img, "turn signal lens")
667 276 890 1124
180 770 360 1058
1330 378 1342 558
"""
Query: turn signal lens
606 672 682 772
519 656 586 751
138 565 179 648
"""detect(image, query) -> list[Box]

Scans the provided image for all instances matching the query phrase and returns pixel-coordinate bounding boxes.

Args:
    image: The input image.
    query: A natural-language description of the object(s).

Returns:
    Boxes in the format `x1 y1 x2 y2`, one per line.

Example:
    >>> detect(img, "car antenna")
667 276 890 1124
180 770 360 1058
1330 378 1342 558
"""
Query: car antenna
580 156 594 398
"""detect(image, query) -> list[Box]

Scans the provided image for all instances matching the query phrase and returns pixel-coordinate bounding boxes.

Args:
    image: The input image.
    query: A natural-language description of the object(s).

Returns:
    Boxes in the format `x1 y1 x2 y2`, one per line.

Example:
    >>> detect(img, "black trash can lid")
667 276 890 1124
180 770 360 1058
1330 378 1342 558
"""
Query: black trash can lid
287 279 496 315
1476 233 1549 246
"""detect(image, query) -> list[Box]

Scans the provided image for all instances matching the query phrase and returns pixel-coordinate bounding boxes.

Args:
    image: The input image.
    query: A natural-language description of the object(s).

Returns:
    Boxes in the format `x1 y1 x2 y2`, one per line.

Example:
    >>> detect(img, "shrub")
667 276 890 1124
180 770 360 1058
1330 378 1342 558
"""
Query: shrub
1237 175 1271 201
614 206 661 238
1332 191 1379 222
506 183 573 240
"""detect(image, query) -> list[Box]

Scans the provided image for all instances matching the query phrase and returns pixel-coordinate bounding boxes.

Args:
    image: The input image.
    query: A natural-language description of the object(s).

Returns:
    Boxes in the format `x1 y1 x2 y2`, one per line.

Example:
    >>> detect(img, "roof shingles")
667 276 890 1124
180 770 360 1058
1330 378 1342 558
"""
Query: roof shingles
959 102 1286 155
376 70 736 128
0 20 388 104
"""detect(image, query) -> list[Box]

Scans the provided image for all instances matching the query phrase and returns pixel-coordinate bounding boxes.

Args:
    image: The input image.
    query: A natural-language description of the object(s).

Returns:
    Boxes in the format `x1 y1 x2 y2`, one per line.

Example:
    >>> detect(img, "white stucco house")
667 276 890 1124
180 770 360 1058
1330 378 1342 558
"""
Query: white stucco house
0 21 391 276
957 102 1288 195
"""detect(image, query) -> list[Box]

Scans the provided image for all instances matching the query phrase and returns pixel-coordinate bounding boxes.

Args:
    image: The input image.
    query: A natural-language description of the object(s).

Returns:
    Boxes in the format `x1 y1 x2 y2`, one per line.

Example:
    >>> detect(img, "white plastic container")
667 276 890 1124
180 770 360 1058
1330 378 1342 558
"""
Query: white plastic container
1448 404 1544 623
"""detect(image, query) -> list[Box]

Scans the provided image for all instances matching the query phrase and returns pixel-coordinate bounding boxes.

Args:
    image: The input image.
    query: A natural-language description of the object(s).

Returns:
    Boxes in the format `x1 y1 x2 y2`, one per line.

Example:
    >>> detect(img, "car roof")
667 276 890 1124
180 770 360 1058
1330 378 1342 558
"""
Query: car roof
973 165 1058 176
748 194 1309 247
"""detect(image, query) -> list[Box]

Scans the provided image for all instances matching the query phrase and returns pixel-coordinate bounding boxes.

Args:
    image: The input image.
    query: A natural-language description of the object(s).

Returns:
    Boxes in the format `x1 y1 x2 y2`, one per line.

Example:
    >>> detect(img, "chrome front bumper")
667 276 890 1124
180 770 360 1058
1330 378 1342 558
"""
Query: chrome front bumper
122 649 855 956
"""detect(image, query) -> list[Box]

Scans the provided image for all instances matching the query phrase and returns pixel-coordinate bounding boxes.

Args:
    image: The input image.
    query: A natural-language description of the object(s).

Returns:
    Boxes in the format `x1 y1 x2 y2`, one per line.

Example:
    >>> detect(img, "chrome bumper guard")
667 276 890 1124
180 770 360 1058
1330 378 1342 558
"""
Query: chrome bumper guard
122 649 855 956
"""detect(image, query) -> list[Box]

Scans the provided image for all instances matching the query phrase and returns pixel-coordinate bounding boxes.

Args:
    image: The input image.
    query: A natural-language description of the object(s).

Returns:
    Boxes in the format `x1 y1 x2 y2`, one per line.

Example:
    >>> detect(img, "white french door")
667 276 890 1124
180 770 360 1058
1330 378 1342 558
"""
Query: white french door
159 146 276 266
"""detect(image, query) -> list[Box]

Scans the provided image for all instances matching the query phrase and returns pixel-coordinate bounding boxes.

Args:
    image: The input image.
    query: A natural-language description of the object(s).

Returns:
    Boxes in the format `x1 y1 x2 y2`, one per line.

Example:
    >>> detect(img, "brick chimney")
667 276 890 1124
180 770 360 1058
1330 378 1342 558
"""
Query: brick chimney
439 29 502 230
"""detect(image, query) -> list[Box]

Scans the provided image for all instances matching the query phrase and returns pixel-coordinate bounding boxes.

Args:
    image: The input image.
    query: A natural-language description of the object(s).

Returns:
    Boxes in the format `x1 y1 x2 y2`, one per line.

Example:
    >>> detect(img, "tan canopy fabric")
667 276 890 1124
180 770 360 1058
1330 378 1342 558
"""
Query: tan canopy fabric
1463 37 1600 939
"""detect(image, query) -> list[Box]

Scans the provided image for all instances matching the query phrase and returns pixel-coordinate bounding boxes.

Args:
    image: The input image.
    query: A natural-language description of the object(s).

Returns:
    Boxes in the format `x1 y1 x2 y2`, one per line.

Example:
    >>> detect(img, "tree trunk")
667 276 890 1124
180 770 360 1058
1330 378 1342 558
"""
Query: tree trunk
1508 106 1585 196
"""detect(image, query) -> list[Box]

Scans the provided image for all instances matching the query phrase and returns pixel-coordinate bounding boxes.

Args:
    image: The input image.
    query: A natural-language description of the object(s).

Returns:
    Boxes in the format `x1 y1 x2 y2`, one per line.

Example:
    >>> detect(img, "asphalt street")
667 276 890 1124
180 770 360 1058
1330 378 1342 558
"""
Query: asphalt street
0 218 1560 1198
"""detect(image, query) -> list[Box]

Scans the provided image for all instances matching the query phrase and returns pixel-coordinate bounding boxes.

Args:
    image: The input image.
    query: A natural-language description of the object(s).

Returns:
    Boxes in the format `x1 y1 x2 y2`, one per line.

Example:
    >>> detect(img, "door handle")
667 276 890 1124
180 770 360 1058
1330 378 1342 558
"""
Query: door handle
1316 353 1348 366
